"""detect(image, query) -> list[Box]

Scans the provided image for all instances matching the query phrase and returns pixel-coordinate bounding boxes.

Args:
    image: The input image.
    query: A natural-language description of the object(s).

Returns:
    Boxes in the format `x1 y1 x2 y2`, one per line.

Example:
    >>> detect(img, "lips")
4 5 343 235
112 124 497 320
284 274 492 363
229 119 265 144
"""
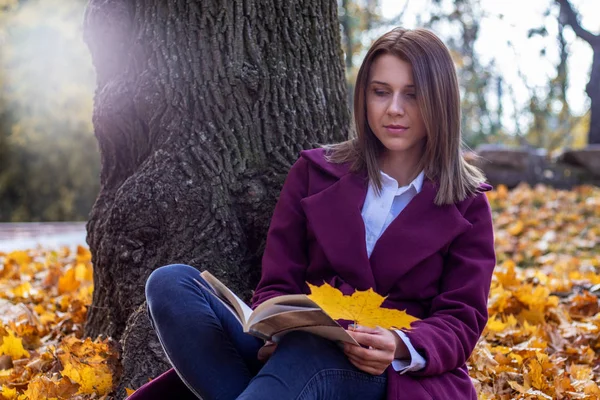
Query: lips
384 124 409 134
385 124 408 129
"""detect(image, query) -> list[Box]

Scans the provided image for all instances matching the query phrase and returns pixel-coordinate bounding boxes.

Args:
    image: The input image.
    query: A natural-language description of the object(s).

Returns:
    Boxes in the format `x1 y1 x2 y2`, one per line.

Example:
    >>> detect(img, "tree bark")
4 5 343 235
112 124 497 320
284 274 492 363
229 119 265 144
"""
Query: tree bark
82 0 349 393
587 47 600 144
556 0 600 144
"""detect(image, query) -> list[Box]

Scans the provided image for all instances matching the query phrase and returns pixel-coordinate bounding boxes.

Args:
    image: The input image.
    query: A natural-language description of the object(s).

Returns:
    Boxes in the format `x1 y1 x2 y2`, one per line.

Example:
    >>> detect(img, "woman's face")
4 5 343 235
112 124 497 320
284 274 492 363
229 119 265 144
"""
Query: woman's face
366 54 427 162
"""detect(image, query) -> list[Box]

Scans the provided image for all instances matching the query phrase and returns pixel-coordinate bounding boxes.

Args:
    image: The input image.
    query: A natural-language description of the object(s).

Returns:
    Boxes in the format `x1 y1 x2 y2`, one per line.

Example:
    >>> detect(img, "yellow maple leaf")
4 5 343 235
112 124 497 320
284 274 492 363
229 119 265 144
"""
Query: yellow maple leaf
486 314 517 333
6 251 31 266
75 246 91 264
0 386 18 400
10 282 32 299
57 268 80 294
526 358 545 390
60 361 112 395
21 376 78 400
74 262 92 282
57 337 114 395
307 283 418 330
507 220 524 236
125 387 135 397
0 329 29 360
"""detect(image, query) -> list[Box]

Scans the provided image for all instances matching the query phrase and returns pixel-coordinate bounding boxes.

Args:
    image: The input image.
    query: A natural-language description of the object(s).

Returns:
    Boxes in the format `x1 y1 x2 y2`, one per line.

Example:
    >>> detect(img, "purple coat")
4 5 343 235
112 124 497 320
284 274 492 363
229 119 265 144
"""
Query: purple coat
129 148 495 400
252 148 496 399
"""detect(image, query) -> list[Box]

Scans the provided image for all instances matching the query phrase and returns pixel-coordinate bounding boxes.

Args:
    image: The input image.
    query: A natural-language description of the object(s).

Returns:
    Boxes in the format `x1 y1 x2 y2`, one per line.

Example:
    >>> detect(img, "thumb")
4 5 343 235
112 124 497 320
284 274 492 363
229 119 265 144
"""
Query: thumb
349 324 379 334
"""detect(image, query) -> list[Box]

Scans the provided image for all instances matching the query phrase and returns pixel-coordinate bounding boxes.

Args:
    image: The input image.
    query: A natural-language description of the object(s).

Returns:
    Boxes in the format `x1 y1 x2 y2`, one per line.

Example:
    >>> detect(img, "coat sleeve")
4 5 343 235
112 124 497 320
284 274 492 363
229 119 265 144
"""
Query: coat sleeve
251 157 310 308
403 192 495 376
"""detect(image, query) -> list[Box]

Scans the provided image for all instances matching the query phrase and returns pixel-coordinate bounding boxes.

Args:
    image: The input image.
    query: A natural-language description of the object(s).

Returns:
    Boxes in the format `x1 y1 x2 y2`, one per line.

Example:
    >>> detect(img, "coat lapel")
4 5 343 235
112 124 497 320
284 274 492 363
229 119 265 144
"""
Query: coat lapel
369 180 472 294
300 171 376 291
300 159 473 296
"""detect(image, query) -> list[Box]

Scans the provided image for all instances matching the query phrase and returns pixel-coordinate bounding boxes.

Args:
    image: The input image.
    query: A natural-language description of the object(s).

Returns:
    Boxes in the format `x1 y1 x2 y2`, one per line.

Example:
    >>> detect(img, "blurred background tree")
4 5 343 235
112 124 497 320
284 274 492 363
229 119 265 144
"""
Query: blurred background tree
338 0 595 150
555 0 599 145
0 0 99 222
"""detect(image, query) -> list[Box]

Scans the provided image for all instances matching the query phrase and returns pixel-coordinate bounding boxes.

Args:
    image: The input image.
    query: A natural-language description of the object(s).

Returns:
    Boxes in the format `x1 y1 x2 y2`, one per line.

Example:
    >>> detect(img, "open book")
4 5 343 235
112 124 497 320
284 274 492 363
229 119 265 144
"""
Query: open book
195 271 358 345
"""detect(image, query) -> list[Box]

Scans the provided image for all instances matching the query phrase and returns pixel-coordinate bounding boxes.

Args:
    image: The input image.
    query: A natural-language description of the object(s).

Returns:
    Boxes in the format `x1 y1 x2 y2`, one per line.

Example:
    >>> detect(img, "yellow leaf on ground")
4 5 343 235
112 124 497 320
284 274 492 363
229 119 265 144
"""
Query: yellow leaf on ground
486 315 510 332
57 268 80 294
57 337 114 395
0 330 29 360
507 220 525 236
0 386 18 400
125 387 135 397
75 246 91 264
6 251 31 266
10 282 32 299
307 283 418 330
526 359 545 390
60 361 112 395
21 375 78 400
74 262 92 282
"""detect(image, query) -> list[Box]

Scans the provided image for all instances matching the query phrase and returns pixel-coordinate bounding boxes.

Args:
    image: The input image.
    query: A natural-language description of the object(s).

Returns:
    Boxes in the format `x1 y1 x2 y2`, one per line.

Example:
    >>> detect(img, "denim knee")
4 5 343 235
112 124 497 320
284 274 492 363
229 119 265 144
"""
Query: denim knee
146 264 196 296
145 264 200 314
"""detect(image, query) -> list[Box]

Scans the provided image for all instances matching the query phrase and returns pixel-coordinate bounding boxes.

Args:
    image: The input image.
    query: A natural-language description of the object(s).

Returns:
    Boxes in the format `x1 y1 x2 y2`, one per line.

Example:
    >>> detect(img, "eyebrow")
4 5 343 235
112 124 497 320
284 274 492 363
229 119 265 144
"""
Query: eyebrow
370 80 415 89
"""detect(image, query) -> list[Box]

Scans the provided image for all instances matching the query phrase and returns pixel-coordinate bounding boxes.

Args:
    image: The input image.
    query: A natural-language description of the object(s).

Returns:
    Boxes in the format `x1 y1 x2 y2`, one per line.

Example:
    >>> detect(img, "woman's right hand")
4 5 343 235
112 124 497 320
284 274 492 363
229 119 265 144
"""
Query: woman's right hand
257 340 277 362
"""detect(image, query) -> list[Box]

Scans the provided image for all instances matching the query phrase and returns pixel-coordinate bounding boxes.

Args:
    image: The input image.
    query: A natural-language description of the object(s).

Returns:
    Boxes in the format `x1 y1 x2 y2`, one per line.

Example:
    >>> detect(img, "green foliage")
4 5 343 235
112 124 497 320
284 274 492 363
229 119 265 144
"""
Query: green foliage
0 0 98 222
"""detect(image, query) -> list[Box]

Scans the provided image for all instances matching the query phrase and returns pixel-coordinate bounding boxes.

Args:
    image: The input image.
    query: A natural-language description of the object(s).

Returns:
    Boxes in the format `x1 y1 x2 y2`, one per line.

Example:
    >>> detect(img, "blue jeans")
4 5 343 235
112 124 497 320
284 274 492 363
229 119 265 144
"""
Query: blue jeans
145 264 387 400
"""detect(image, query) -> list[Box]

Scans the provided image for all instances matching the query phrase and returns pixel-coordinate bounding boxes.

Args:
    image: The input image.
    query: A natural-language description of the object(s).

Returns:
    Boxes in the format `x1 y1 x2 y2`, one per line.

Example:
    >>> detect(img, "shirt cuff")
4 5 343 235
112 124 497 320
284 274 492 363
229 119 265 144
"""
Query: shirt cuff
391 330 427 374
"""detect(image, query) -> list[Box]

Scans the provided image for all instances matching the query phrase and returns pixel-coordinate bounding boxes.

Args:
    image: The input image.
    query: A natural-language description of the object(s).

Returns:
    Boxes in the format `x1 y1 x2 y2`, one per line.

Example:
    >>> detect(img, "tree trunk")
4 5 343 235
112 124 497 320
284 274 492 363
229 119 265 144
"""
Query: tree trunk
82 0 349 394
556 0 600 145
587 45 600 144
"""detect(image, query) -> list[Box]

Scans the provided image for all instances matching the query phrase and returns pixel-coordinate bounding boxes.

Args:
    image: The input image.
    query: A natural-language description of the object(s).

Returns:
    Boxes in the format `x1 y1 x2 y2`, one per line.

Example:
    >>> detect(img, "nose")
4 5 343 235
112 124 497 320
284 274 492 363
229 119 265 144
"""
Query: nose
387 93 405 116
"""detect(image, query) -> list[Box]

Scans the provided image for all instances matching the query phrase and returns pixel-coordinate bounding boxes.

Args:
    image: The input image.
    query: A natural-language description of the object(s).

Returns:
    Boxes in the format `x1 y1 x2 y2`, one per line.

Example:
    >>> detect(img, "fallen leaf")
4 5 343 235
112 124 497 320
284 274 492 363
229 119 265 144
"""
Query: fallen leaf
20 375 79 400
57 268 80 294
307 283 418 330
0 386 18 400
0 330 29 360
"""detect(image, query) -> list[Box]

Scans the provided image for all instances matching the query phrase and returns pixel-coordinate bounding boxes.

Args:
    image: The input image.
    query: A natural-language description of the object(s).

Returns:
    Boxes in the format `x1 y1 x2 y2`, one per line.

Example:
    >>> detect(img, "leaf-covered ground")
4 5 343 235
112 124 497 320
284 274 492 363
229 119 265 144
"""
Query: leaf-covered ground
0 246 119 400
0 183 599 399
473 184 600 399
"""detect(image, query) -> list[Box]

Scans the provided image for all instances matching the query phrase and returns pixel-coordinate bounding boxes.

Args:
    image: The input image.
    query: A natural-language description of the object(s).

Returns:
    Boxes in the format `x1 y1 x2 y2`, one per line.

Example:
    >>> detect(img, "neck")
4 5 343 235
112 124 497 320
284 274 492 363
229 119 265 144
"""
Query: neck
380 151 423 187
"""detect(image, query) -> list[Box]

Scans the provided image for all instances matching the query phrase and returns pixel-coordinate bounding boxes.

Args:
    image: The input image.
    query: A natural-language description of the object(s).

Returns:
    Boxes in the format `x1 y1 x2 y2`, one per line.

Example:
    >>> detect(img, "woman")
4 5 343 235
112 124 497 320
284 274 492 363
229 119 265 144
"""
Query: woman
131 27 495 400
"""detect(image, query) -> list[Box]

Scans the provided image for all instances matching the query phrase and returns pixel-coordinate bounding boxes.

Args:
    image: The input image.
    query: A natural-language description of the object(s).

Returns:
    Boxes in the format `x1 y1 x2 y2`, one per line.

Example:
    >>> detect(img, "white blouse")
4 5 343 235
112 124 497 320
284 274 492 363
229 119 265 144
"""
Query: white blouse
361 170 427 373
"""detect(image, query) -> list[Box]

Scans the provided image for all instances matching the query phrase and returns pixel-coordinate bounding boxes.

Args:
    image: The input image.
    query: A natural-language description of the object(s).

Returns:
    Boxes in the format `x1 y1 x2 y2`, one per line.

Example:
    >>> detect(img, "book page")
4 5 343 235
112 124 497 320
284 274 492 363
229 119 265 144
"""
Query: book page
199 271 253 324
251 293 319 323
271 325 358 345
193 278 243 325
247 309 358 345
247 304 320 328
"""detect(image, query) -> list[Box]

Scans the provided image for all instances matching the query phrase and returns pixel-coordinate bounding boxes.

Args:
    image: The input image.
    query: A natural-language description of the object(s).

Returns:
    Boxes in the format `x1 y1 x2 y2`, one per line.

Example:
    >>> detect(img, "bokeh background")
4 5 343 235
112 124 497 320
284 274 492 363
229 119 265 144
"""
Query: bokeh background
0 0 597 222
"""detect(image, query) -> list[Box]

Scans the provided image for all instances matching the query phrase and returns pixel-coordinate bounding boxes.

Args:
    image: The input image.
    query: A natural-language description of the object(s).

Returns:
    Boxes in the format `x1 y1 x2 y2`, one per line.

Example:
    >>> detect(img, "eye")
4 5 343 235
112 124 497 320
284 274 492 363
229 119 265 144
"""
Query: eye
373 89 388 96
406 93 416 98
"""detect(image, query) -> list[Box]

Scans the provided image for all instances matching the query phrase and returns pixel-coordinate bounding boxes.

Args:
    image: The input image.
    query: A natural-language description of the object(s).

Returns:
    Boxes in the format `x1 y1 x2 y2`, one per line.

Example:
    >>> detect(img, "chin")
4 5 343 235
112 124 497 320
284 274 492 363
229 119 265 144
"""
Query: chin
381 142 413 153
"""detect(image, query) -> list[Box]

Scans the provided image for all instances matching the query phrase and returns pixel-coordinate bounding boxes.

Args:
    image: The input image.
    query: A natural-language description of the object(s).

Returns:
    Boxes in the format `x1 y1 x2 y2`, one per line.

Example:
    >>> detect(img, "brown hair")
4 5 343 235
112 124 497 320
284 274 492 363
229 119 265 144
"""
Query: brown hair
326 27 486 205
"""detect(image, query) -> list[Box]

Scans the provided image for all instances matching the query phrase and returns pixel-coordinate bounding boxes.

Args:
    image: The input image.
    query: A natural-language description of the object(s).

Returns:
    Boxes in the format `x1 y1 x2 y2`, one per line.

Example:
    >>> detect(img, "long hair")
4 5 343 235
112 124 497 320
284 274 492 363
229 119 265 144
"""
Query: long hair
326 27 486 205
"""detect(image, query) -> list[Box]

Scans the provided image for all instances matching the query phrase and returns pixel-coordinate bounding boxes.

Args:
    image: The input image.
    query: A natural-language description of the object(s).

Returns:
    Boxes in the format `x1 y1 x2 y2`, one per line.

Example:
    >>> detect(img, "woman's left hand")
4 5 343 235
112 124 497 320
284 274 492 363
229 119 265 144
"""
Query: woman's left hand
343 325 406 375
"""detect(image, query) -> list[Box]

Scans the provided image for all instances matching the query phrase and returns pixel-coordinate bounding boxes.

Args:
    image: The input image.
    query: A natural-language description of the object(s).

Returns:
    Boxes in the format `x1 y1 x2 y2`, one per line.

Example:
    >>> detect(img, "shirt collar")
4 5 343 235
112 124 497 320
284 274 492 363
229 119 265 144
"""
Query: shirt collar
380 170 425 194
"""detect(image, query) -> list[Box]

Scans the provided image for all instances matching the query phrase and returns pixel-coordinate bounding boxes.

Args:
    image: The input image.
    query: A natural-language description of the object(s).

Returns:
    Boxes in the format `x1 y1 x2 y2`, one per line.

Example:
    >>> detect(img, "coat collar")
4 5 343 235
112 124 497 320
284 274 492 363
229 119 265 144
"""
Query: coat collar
300 148 350 178
300 148 482 294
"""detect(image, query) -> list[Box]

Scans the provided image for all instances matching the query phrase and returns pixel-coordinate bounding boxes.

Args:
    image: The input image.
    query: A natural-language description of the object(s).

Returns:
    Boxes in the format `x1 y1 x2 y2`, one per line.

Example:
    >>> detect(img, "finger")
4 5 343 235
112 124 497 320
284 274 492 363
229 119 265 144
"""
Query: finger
347 331 395 352
347 357 384 376
345 352 381 369
344 343 394 364
349 324 379 334
343 343 373 360
346 355 377 373
257 343 277 361
344 349 389 375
